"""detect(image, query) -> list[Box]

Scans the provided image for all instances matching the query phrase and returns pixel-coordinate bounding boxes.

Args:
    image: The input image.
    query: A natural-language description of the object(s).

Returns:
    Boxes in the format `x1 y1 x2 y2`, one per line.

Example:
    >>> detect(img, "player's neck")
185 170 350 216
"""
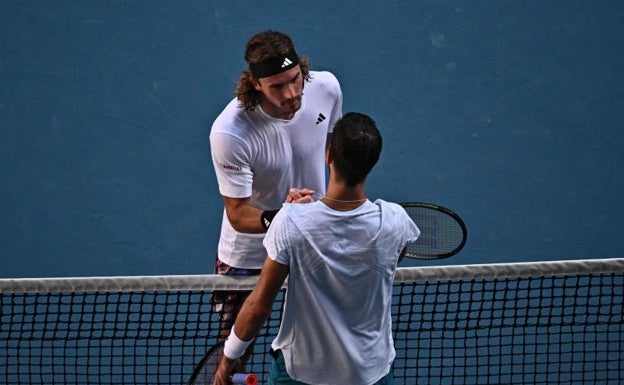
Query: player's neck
321 183 367 211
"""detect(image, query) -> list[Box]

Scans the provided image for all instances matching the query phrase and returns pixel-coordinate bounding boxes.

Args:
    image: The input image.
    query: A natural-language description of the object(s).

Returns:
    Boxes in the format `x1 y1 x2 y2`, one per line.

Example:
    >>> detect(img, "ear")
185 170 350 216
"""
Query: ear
252 76 263 92
325 147 332 165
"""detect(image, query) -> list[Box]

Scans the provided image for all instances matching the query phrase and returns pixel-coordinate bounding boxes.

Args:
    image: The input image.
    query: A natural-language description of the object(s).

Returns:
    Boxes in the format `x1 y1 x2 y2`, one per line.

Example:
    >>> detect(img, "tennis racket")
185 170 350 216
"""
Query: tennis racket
400 202 467 259
188 342 258 385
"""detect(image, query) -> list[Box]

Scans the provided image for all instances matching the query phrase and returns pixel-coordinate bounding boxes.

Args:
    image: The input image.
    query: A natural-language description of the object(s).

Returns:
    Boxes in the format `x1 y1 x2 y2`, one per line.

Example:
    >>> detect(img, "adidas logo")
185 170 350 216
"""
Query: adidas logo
281 57 293 67
315 113 326 125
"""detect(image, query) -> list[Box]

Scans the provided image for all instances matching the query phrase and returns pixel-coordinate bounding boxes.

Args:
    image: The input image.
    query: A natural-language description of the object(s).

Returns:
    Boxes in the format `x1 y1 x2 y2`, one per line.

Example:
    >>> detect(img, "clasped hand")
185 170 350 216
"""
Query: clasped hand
285 188 315 203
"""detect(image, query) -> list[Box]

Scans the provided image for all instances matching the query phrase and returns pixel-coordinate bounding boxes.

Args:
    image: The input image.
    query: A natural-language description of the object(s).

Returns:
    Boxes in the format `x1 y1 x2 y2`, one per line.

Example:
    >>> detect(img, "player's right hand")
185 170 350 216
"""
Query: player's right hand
213 356 238 385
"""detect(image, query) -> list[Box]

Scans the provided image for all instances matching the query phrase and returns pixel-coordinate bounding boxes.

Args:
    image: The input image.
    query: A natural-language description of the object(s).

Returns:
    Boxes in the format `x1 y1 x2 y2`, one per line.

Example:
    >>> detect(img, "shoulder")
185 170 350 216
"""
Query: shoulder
281 201 318 216
278 202 326 226
374 199 420 238
309 70 339 83
211 98 262 139
308 71 341 94
373 199 412 220
373 199 402 212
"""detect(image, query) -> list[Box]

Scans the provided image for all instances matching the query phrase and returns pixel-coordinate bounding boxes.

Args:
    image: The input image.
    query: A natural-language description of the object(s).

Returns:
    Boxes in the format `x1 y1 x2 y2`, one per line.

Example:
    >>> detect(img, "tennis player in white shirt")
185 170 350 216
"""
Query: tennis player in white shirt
214 112 420 385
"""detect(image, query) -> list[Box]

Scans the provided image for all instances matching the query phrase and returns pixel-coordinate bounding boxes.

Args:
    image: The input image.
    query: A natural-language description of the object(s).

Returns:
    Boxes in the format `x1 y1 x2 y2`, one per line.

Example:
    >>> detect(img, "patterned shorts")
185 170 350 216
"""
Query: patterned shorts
211 259 261 339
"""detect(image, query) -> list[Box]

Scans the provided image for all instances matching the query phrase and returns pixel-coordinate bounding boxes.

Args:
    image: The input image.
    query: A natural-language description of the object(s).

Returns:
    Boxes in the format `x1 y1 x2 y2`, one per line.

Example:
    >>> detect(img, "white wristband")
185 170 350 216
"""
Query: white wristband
223 326 254 360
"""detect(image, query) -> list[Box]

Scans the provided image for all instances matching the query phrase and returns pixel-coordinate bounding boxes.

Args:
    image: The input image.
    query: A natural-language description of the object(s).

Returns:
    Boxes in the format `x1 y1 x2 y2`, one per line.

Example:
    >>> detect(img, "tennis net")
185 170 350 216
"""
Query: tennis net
1 258 623 384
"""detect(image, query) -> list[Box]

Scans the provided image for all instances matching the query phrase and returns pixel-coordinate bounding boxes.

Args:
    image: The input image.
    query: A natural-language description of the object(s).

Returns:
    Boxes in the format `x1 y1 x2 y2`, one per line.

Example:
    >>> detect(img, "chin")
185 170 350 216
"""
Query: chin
284 101 302 113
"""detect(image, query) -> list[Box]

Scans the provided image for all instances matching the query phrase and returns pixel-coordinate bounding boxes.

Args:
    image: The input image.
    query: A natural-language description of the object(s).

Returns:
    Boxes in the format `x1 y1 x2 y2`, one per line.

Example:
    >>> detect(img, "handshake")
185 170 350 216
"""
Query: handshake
285 188 316 203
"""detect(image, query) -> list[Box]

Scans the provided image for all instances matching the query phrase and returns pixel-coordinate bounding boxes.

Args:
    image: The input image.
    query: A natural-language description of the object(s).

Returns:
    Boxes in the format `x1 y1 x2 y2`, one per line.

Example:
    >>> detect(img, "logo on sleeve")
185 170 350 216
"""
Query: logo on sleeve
219 162 242 172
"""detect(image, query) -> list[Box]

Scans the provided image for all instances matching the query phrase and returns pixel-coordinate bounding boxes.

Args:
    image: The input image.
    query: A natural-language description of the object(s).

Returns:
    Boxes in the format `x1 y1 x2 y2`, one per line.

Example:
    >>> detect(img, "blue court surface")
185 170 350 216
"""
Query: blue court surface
1 1 623 278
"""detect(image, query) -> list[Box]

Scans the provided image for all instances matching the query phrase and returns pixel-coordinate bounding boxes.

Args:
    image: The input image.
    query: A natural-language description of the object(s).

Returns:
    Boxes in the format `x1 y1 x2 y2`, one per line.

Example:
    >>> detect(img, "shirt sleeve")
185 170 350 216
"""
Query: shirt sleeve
209 132 254 198
325 72 343 134
263 209 291 266
402 209 421 246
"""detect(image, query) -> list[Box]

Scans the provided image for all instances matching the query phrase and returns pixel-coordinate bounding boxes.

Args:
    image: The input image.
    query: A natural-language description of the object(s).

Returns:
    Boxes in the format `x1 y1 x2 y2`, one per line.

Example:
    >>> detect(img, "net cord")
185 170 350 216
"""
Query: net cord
1 257 622 294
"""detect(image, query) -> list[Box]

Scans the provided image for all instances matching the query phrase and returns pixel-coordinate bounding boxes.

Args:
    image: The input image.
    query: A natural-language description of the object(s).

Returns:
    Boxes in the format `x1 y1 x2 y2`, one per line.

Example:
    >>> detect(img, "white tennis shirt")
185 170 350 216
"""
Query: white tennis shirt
264 199 421 385
210 71 342 269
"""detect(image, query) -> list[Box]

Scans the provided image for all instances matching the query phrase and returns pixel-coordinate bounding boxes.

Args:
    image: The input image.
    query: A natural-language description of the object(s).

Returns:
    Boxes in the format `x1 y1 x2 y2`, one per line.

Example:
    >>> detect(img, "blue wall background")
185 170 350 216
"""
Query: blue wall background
1 0 622 278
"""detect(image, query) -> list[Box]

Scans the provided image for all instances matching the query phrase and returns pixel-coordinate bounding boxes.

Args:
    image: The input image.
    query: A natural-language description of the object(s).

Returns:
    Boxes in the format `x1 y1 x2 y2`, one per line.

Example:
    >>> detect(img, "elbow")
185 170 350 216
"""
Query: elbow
222 196 266 233
226 213 246 232
224 205 261 233
226 212 262 234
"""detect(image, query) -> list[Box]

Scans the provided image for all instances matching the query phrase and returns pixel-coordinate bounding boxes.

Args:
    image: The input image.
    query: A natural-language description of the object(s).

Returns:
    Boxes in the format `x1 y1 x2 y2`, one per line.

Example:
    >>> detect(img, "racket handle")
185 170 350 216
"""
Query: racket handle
230 373 258 385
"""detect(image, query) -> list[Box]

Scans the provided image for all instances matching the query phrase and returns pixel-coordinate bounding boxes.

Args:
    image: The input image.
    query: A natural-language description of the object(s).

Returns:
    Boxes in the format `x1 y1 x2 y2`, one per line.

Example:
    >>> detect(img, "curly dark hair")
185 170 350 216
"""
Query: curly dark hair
235 30 311 111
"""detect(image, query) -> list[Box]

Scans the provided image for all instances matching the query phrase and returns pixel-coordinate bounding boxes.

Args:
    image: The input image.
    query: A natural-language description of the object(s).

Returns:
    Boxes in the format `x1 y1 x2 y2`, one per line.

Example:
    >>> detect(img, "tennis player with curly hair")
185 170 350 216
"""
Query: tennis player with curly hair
209 30 343 351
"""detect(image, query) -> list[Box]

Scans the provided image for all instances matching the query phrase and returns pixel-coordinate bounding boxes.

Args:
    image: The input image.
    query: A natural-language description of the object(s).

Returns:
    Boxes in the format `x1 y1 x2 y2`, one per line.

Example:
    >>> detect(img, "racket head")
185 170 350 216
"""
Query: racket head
188 342 224 385
400 202 467 260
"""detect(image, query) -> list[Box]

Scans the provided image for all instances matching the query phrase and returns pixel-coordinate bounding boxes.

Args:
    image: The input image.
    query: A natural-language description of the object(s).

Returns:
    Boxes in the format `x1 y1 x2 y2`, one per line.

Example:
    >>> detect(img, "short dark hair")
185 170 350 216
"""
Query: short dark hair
330 112 382 186
235 30 311 110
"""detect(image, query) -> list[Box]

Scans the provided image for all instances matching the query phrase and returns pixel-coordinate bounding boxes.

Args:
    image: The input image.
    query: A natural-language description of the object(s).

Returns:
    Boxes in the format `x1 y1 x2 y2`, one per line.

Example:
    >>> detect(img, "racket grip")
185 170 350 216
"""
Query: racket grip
230 373 258 385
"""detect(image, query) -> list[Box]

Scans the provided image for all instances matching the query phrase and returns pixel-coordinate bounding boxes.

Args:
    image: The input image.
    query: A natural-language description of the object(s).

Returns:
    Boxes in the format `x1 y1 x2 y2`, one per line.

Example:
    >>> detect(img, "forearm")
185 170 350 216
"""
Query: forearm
223 195 282 233
217 258 289 383
224 188 314 233
225 200 266 233
225 258 289 351
231 292 273 341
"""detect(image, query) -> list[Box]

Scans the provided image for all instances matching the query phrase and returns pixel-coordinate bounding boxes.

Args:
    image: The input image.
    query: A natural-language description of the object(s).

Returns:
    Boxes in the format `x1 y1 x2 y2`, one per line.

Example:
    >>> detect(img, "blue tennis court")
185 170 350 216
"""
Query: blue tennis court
1 1 622 278
1 2 623 383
